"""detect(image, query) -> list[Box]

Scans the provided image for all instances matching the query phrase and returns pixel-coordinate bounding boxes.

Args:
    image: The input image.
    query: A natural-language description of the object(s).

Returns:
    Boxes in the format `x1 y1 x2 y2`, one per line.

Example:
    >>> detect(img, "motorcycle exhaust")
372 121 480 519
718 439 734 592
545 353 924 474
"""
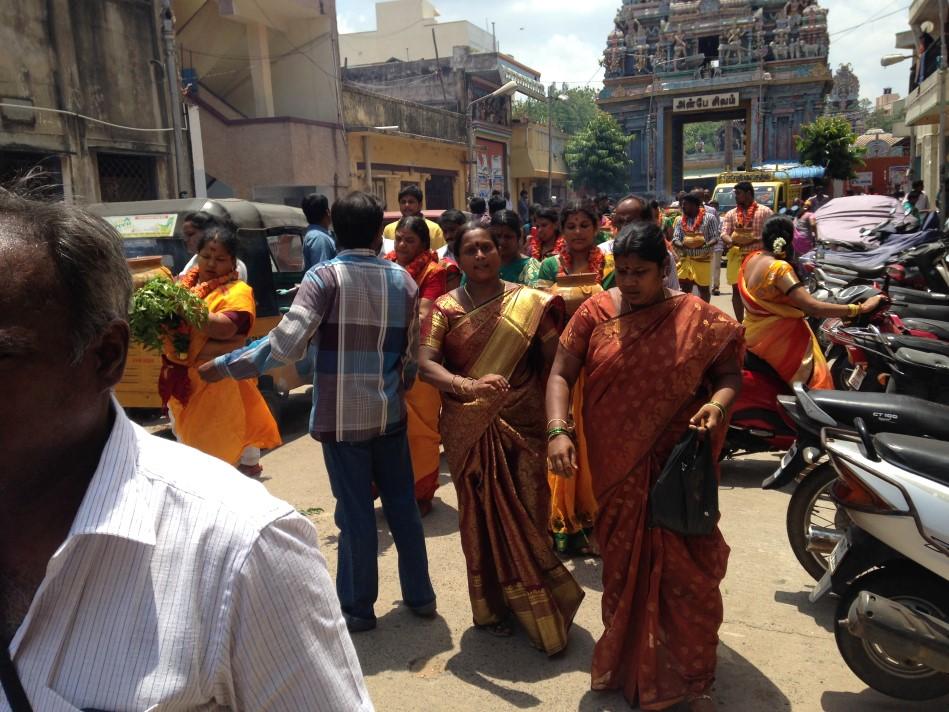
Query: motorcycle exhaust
806 525 844 555
844 591 949 674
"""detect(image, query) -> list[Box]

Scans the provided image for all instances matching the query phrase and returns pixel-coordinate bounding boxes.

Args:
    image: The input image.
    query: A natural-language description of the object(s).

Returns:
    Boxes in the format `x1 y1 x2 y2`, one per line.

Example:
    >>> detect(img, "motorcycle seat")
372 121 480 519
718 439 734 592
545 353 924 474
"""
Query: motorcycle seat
890 301 949 321
808 390 949 440
901 318 949 340
885 334 949 357
820 256 888 277
896 347 949 371
873 432 949 485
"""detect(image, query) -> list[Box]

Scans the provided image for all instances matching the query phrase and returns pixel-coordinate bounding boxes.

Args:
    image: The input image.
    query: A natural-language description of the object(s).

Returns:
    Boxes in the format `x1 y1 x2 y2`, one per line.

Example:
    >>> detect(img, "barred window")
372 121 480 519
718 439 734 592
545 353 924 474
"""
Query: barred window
97 153 157 202
0 151 64 199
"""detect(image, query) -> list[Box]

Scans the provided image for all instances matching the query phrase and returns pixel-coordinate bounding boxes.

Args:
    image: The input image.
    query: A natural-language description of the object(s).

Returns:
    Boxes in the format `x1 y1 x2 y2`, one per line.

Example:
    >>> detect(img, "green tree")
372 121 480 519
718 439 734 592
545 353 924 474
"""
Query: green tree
796 116 865 180
564 111 631 195
512 85 599 135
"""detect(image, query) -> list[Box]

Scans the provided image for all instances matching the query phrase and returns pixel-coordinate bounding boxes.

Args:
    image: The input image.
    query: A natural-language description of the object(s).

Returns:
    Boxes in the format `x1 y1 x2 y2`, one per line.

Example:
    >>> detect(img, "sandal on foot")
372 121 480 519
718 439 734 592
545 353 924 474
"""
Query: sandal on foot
476 620 513 637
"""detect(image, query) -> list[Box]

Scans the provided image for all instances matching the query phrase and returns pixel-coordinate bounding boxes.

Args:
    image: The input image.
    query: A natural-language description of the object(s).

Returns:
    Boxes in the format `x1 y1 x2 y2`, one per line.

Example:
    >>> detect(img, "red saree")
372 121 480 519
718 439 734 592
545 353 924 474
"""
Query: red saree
423 285 584 655
560 290 742 708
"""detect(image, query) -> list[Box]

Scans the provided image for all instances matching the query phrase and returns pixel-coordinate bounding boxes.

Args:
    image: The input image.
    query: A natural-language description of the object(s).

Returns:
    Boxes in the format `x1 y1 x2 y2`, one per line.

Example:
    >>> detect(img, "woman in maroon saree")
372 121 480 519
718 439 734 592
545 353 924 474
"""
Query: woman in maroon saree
419 222 584 655
546 222 743 710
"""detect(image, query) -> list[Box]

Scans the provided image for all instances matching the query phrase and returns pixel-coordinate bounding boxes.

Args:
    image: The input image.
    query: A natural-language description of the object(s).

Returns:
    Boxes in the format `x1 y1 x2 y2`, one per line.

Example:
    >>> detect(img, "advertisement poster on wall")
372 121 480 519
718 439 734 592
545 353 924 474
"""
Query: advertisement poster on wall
476 139 507 197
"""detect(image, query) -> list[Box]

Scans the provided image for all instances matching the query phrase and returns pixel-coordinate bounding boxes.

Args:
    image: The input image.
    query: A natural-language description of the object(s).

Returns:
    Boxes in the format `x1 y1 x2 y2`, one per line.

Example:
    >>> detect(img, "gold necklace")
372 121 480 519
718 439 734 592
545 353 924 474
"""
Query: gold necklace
464 280 504 309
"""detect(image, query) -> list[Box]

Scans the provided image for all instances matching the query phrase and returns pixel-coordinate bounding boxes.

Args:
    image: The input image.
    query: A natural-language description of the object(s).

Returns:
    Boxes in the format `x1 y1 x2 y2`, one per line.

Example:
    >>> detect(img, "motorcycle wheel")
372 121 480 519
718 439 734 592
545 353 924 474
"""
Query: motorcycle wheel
786 463 844 581
835 567 949 701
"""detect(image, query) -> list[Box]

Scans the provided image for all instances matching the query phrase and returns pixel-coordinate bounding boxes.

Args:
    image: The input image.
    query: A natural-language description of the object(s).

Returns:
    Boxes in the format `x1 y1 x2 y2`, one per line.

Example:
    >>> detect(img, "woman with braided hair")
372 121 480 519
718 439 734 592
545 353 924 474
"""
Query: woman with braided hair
738 215 886 389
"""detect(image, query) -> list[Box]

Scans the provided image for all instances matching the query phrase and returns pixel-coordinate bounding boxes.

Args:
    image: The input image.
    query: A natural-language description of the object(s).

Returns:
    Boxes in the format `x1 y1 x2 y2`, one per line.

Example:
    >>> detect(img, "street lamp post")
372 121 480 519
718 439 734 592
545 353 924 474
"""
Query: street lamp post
547 91 568 204
467 80 519 198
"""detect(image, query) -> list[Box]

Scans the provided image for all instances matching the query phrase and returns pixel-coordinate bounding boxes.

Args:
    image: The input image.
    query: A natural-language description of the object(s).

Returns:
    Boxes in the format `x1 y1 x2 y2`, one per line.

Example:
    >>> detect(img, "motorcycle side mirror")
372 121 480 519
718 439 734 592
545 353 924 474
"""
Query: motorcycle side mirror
853 417 880 462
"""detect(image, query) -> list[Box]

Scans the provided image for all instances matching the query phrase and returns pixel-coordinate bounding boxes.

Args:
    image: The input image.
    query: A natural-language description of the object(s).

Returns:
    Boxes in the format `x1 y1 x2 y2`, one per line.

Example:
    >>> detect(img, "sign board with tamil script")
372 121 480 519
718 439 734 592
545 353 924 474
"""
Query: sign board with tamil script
672 92 740 113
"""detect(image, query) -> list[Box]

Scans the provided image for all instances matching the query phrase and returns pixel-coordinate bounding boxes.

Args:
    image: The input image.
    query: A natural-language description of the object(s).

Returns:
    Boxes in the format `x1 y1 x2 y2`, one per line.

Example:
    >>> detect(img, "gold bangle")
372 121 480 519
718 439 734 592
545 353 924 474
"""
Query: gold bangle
847 303 860 318
450 375 462 395
547 418 570 429
464 378 475 395
707 400 727 418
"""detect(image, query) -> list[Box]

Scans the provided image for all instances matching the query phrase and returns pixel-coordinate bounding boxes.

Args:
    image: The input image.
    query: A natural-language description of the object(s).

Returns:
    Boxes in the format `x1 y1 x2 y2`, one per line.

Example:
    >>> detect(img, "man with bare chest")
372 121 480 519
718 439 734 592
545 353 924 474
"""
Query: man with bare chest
0 190 373 711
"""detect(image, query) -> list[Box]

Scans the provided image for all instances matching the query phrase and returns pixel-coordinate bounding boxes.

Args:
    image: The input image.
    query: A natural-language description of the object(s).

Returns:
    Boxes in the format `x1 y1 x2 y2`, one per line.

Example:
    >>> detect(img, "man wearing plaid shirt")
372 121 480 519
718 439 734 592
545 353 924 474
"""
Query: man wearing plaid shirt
201 191 436 633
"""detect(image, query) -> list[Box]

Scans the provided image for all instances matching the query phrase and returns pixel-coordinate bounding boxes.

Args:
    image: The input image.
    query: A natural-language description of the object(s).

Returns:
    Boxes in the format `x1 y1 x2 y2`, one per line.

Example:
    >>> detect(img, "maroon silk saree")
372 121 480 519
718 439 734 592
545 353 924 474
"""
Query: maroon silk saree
423 285 584 655
560 290 743 708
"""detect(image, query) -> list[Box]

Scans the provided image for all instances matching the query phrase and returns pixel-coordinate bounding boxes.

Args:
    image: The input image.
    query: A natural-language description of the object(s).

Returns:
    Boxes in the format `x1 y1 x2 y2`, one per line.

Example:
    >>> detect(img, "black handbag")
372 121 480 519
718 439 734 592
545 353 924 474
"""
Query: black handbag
649 429 719 536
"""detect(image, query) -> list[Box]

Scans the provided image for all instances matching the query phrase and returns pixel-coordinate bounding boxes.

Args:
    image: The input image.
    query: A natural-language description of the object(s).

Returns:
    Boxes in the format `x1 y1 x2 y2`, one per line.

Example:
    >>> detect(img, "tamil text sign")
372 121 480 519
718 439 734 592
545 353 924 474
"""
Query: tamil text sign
672 93 740 113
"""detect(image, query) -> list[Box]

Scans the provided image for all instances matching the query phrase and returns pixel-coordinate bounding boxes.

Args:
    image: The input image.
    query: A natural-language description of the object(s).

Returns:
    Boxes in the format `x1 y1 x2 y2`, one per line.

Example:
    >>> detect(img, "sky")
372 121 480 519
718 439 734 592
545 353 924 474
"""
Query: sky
336 0 914 103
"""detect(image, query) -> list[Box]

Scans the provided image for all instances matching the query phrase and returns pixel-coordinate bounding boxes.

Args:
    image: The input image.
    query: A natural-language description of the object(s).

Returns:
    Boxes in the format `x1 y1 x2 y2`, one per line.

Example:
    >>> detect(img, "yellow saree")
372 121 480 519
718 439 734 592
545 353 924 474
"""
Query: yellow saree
423 285 584 655
738 254 832 389
166 281 281 465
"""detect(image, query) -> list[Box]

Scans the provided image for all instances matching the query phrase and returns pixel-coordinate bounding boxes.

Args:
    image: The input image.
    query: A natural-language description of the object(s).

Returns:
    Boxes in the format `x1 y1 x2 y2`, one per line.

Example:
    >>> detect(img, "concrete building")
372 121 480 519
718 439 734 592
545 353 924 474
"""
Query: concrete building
343 47 546 198
875 87 902 114
342 84 467 209
0 1 180 203
510 119 569 204
598 0 833 196
895 0 948 214
339 0 495 67
850 129 910 194
173 0 349 204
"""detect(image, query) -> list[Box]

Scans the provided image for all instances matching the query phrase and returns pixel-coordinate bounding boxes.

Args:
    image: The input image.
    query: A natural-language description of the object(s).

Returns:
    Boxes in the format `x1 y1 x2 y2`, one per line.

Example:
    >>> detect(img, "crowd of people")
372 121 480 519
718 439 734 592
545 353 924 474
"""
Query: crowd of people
2 175 883 711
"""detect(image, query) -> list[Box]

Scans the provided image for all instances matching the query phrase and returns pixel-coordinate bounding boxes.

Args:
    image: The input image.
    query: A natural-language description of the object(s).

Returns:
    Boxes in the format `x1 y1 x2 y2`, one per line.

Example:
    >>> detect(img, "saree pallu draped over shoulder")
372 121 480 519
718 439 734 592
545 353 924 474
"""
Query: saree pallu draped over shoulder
561 291 742 709
425 286 584 655
738 255 833 389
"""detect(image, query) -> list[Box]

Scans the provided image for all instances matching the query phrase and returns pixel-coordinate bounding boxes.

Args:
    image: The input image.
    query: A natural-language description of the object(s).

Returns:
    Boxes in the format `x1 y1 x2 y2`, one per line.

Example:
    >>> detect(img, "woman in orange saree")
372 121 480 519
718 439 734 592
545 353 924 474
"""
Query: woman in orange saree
547 222 743 711
739 216 886 390
386 215 448 514
162 225 281 475
419 223 584 654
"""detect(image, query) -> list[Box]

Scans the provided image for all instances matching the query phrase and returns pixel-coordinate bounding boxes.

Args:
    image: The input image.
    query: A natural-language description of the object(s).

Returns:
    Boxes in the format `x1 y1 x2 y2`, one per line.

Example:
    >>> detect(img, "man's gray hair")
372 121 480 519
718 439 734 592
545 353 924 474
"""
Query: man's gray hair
0 190 132 363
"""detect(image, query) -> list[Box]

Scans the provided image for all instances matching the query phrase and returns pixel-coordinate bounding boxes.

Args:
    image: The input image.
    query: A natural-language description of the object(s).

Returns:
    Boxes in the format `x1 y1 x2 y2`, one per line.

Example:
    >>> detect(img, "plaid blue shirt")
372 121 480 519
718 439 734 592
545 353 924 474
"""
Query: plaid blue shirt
216 249 419 442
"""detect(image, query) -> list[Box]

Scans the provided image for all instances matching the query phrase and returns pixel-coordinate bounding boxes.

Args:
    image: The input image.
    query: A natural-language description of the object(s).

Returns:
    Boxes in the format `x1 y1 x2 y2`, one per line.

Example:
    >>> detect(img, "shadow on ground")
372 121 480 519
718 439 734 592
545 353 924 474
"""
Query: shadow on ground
720 455 780 490
773 587 836 633
821 688 949 711
445 623 598 708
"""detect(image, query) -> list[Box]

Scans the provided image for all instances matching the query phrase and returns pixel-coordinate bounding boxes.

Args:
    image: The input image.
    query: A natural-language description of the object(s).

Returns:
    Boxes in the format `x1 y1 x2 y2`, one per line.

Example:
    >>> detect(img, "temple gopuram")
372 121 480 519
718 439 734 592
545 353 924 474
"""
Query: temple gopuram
598 0 833 195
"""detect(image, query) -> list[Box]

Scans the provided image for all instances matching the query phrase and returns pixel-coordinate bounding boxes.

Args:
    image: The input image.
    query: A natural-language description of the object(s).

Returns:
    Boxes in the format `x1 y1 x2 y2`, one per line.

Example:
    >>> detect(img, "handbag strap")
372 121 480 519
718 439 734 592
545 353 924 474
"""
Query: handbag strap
0 645 33 712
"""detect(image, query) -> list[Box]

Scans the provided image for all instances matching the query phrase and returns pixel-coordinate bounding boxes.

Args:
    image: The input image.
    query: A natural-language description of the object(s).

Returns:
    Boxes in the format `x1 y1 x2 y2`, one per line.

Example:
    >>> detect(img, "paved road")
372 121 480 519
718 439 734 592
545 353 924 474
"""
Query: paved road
251 283 947 711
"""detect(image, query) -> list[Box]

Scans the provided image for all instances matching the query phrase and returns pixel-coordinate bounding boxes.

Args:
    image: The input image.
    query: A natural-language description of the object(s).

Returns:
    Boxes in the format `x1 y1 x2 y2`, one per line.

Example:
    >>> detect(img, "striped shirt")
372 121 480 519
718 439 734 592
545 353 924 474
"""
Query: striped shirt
4 403 373 712
672 211 721 257
216 249 419 442
720 203 774 246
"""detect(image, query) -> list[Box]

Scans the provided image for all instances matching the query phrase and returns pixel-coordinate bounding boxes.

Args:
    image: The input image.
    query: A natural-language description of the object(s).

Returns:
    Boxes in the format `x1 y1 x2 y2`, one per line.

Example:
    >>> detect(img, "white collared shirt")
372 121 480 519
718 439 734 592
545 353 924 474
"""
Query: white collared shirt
4 403 373 712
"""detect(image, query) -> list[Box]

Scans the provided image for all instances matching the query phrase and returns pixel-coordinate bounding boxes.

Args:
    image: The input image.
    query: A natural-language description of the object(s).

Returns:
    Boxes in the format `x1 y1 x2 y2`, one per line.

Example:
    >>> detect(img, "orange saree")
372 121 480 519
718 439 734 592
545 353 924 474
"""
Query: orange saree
738 254 832 389
423 285 584 655
560 291 742 709
165 281 281 465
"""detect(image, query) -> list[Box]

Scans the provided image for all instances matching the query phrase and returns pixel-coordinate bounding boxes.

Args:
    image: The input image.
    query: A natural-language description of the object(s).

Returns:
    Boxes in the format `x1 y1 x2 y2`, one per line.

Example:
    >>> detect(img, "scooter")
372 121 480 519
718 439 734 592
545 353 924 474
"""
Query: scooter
763 384 949 580
812 422 949 701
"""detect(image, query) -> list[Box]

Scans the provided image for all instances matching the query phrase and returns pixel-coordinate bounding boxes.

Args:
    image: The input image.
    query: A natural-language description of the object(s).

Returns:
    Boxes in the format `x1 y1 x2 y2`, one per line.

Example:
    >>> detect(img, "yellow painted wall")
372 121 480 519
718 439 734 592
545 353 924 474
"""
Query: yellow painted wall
348 131 467 210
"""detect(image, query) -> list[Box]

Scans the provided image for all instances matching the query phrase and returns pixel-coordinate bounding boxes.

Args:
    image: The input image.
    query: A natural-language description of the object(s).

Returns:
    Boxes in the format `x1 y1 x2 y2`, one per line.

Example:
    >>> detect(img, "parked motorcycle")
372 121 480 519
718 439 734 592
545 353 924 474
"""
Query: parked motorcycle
763 384 949 580
812 422 949 701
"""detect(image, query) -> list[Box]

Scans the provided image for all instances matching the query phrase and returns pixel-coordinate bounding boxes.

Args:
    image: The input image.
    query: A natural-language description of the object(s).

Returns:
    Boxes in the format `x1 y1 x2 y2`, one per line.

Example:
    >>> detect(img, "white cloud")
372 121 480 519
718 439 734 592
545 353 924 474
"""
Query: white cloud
335 0 911 99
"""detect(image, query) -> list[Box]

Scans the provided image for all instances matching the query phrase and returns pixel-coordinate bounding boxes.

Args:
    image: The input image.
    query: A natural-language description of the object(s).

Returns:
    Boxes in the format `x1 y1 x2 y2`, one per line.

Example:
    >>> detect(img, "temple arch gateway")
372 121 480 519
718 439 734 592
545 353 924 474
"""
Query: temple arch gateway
598 0 832 195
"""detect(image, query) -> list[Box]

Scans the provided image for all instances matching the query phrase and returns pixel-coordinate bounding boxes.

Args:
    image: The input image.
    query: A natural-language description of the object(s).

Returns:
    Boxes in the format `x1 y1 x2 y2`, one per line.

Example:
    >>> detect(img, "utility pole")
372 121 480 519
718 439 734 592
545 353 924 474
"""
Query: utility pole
547 93 554 204
160 1 190 197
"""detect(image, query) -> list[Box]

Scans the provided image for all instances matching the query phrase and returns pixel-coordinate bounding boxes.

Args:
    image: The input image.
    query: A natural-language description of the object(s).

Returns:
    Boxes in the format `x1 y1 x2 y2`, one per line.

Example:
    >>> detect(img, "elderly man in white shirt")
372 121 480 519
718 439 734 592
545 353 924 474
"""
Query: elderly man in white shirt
0 190 372 711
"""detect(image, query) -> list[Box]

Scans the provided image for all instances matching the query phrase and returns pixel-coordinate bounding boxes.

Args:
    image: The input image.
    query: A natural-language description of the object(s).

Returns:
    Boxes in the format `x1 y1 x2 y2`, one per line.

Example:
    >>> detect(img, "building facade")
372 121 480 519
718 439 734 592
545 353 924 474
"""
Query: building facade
0 0 180 203
510 119 569 204
897 0 948 214
342 84 467 210
598 0 832 196
174 0 350 205
342 47 546 199
339 0 495 66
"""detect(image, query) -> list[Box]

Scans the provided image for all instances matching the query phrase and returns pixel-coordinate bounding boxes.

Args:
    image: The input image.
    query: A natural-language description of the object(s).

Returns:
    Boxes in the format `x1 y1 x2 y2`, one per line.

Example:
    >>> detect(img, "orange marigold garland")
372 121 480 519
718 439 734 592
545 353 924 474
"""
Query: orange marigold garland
681 205 706 233
735 201 758 230
177 265 238 299
557 245 606 280
528 235 565 261
385 249 437 282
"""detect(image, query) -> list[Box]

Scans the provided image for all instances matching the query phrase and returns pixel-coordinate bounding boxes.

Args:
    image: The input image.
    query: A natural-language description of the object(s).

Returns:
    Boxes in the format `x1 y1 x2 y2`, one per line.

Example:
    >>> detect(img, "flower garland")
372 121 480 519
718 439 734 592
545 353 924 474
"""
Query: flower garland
735 201 759 230
177 265 238 299
386 249 437 282
558 244 606 279
528 235 565 261
681 205 706 233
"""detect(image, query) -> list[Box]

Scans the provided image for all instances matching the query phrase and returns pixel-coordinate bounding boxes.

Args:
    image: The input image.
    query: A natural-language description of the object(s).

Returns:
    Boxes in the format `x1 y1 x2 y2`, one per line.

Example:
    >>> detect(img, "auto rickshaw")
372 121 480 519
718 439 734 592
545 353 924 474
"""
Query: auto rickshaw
87 198 314 419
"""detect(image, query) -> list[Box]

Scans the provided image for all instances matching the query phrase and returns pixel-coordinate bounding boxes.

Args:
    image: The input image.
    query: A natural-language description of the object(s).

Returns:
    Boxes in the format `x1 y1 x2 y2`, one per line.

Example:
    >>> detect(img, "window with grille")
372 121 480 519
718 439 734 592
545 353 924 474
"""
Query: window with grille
97 153 157 202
